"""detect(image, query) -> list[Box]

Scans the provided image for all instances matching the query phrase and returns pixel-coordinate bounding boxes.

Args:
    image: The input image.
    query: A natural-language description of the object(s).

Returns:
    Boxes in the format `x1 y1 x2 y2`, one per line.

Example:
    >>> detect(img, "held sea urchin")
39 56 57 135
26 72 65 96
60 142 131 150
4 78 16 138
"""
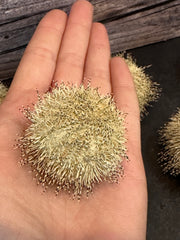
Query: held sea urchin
115 53 160 116
17 83 127 199
159 109 180 176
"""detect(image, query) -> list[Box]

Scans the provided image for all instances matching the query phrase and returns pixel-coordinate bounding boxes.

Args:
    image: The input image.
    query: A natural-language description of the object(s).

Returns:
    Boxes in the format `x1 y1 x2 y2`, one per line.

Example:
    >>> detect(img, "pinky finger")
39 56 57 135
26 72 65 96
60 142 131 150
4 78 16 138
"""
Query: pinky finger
110 57 141 154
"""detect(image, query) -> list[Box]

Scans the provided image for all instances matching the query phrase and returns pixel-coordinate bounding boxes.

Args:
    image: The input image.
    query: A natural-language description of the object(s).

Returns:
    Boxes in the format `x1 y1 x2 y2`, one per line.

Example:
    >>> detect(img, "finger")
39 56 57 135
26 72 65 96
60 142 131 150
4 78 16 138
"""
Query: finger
6 10 67 107
53 0 93 86
83 22 111 95
110 57 141 152
110 57 145 179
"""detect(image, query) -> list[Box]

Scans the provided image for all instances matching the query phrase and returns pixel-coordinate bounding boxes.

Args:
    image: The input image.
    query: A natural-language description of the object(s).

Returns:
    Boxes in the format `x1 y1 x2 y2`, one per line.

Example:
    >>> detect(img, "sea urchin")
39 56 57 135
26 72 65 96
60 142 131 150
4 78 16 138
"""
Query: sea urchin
115 53 160 116
159 108 180 176
17 83 127 199
0 82 8 104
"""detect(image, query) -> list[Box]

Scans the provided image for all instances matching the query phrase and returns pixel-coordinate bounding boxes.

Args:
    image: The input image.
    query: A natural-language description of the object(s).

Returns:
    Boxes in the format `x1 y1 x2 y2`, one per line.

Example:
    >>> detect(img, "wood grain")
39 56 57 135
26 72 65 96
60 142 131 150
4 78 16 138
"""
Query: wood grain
0 0 180 81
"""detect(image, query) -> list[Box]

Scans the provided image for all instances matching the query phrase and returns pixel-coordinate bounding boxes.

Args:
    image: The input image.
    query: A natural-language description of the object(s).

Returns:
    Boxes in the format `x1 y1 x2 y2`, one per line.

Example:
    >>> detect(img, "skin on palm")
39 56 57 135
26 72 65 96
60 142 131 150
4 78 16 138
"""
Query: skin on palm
0 121 146 240
0 1 147 239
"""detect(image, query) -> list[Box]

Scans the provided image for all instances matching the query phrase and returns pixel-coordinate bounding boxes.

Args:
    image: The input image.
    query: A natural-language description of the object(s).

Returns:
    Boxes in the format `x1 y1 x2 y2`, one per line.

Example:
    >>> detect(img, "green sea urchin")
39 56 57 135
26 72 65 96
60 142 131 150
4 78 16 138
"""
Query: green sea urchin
17 83 127 199
0 82 8 104
115 53 160 116
159 108 180 176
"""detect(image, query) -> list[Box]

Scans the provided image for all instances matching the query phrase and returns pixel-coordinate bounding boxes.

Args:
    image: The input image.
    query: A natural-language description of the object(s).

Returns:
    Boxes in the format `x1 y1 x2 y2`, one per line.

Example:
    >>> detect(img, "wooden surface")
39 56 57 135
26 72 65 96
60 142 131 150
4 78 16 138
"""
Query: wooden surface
0 0 180 81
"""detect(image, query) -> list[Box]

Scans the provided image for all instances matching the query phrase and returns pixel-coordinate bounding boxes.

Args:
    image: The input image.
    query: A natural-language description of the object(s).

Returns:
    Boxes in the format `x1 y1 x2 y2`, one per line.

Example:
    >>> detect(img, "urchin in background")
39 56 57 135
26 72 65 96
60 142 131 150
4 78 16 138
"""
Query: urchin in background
159 108 180 176
0 83 7 104
114 53 160 117
128 37 180 240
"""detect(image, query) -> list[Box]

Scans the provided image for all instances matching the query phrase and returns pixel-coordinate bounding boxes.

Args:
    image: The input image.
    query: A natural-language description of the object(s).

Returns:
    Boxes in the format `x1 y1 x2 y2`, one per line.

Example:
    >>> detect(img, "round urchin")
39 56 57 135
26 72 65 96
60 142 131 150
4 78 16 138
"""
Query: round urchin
0 82 8 104
17 83 127 199
114 53 160 116
159 108 180 176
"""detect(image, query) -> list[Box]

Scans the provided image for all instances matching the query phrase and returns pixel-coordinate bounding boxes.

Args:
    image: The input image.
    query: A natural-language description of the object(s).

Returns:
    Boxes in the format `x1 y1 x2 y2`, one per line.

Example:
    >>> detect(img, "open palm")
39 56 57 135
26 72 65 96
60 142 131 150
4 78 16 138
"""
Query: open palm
0 1 147 239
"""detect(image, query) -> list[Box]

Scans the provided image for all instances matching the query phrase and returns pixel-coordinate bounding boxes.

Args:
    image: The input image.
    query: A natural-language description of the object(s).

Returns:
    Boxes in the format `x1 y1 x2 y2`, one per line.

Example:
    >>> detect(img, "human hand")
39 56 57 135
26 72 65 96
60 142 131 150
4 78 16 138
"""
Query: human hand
0 1 147 239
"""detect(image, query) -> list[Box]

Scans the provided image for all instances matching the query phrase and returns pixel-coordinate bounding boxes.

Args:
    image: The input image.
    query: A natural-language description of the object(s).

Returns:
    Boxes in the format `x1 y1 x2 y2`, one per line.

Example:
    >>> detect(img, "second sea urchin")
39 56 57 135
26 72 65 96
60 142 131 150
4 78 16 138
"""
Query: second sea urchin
159 109 180 176
115 53 160 116
17 83 127 199
0 82 8 104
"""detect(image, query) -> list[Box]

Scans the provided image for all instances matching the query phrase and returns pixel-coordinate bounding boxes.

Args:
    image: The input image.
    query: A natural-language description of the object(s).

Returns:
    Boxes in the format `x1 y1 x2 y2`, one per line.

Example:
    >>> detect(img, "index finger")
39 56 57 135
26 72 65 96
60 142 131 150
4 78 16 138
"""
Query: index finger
5 10 67 110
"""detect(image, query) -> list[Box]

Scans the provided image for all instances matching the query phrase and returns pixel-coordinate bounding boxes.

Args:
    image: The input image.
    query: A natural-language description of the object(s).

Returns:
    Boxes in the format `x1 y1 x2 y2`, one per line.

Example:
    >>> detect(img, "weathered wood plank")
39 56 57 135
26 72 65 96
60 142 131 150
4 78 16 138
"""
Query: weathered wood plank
107 1 180 52
0 0 171 23
0 0 179 81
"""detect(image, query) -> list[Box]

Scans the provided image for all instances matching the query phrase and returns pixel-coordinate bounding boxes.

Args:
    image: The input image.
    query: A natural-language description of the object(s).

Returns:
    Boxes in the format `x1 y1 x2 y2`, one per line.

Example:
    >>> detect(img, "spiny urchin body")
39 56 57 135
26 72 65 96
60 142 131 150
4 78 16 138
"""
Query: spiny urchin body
0 82 8 104
115 53 160 116
159 109 180 176
17 84 127 199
